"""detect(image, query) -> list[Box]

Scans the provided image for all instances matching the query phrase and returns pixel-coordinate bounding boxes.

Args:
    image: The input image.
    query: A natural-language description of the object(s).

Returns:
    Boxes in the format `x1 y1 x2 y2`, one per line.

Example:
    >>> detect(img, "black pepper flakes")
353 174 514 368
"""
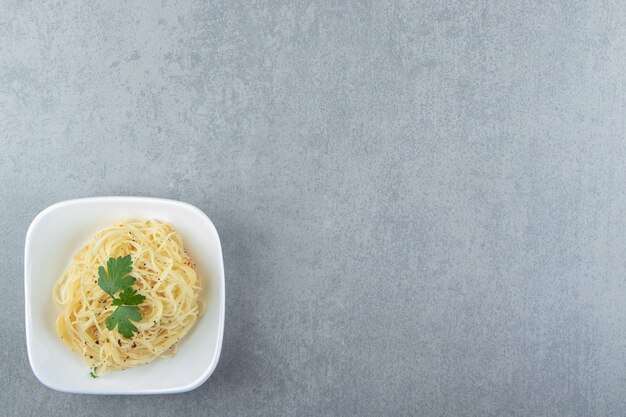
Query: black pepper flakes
117 339 121 347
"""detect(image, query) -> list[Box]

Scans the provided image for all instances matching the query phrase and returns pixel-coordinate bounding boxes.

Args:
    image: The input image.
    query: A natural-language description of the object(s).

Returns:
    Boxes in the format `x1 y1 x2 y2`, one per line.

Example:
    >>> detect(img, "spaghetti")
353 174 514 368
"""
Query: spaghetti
53 219 201 375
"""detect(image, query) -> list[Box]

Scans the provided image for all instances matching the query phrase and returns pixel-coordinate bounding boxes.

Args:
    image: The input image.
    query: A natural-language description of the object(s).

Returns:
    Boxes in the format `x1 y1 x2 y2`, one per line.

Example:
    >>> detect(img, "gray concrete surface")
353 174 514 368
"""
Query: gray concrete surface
1 0 626 416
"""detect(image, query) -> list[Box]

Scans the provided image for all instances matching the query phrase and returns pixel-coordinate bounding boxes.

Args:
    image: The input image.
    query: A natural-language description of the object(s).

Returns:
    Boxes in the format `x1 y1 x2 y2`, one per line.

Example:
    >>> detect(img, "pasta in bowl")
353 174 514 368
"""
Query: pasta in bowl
25 197 224 394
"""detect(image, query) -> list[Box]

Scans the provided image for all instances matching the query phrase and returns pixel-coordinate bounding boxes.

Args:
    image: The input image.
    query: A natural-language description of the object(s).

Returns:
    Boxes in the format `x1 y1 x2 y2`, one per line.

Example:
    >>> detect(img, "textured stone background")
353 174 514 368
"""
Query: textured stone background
2 0 626 416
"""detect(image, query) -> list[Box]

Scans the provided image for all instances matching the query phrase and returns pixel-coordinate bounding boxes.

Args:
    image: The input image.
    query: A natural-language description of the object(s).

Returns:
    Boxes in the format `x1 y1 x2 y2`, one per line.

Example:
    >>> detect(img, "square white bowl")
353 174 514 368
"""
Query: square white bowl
24 197 225 394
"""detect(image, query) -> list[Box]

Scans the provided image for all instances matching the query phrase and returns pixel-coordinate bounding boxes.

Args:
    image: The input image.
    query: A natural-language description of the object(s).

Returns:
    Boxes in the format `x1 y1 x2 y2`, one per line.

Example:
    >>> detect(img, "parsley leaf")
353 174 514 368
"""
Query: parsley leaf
89 371 98 379
97 255 144 339
105 305 142 338
97 255 135 297
112 287 146 306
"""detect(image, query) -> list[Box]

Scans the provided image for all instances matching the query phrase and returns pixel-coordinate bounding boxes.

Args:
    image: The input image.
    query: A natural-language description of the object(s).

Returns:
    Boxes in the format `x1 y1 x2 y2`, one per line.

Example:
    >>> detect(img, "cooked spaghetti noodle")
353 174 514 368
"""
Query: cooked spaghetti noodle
53 219 201 375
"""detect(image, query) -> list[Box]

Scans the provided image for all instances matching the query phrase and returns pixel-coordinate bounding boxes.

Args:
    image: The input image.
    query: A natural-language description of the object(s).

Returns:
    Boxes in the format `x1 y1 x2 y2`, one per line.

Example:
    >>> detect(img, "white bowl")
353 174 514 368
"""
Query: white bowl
24 197 225 394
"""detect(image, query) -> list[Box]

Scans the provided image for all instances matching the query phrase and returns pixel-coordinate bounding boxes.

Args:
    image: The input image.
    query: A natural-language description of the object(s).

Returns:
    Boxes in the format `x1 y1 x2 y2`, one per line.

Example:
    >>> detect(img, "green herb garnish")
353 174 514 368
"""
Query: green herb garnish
106 305 142 338
98 255 135 297
89 371 98 379
98 255 145 338
112 287 145 306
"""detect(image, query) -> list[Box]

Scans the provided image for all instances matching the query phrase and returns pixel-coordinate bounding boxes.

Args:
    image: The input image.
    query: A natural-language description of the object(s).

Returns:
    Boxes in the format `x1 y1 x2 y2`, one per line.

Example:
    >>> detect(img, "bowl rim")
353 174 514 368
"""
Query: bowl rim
24 196 225 394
